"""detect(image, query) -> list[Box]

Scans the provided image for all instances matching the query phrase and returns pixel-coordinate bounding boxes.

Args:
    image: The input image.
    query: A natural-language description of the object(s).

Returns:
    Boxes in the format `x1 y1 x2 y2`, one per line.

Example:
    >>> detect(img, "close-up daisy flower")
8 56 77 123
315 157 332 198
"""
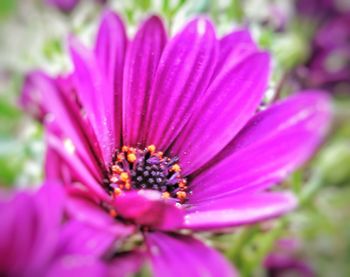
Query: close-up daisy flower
2 0 350 276
20 10 331 275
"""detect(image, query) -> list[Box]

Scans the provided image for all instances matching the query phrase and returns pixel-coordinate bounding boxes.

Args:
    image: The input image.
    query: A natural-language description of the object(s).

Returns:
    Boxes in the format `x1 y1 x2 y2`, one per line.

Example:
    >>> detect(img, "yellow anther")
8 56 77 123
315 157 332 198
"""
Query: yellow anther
147 145 156 153
120 172 129 182
112 165 122 173
157 151 163 157
125 181 131 190
162 192 170 199
171 164 181 172
127 153 137 163
122 146 129 152
114 187 122 196
176 191 187 202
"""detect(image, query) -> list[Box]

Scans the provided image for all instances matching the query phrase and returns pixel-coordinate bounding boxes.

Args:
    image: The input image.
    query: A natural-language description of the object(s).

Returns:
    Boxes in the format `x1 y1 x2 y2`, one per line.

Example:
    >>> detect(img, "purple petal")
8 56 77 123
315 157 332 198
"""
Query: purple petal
69 37 116 164
57 221 116 257
45 0 79 13
47 256 107 277
20 71 47 120
112 190 184 231
0 182 64 275
216 29 258 75
108 251 146 277
46 132 108 201
171 52 270 175
123 16 167 146
142 18 218 150
21 71 102 180
184 192 297 230
94 10 127 149
65 191 134 236
25 183 65 271
145 232 237 277
189 92 332 203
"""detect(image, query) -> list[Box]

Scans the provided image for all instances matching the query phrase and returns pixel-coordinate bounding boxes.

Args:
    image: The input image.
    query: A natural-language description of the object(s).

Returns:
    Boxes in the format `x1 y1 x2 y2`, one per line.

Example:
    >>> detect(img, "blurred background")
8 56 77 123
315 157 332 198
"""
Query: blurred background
0 0 349 276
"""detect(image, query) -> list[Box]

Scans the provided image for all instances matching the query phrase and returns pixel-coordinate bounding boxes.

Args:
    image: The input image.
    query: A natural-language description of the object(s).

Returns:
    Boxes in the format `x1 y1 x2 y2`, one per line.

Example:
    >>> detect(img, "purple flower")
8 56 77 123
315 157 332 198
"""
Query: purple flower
0 183 111 276
21 11 332 276
45 0 80 13
304 14 350 91
45 0 106 13
264 239 315 277
294 0 350 93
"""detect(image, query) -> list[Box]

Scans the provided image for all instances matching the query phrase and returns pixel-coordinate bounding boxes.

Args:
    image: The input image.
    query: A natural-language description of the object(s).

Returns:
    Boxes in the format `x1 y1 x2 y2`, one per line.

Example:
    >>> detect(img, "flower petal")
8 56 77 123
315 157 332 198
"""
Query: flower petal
46 132 108 201
145 232 237 277
0 182 64 275
108 251 146 277
184 192 297 230
171 52 270 175
123 16 167 146
216 28 258 75
21 72 102 180
47 256 107 277
57 221 116 257
189 92 332 203
94 10 127 150
65 190 134 237
142 18 218 150
112 190 184 231
69 37 116 164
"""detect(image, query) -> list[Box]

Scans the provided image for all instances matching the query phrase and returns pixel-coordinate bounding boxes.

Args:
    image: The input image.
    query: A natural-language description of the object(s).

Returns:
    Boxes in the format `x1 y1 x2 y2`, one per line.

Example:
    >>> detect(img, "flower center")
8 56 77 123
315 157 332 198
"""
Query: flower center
107 145 188 203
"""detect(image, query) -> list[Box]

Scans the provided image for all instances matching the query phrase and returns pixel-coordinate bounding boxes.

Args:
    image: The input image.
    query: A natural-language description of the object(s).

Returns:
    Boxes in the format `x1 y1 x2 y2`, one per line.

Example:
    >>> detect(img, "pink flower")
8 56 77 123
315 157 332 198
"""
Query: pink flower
21 11 332 276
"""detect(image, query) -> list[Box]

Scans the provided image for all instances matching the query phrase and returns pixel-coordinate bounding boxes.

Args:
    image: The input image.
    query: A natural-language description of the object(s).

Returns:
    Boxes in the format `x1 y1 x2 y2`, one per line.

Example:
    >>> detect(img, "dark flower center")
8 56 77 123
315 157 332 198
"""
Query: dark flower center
107 145 188 203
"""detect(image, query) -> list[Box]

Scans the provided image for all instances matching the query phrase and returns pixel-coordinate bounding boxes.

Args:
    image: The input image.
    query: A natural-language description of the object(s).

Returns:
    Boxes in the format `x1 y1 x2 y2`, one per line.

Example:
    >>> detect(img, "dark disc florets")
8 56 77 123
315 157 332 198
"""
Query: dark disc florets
107 145 188 203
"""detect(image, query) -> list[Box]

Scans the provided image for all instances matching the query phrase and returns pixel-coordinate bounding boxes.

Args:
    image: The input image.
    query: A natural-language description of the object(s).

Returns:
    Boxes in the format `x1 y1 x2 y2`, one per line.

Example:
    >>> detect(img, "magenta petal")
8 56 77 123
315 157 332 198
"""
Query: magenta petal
65 192 134 236
21 72 102 180
145 232 237 277
123 16 167 146
47 256 107 277
46 132 108 201
171 52 270 175
20 71 47 120
69 37 116 164
0 182 64 275
57 221 116 257
184 192 297 230
94 10 127 148
108 251 146 277
189 92 332 203
216 29 258 76
112 190 184 230
142 18 218 150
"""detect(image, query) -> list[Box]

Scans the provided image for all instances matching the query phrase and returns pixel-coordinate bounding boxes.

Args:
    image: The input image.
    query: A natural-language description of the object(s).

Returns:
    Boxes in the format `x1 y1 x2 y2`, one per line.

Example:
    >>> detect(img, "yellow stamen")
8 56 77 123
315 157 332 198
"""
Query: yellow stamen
147 144 156 153
127 153 137 163
114 187 122 196
112 165 122 173
171 164 181 172
162 192 170 199
120 172 129 182
176 191 187 202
